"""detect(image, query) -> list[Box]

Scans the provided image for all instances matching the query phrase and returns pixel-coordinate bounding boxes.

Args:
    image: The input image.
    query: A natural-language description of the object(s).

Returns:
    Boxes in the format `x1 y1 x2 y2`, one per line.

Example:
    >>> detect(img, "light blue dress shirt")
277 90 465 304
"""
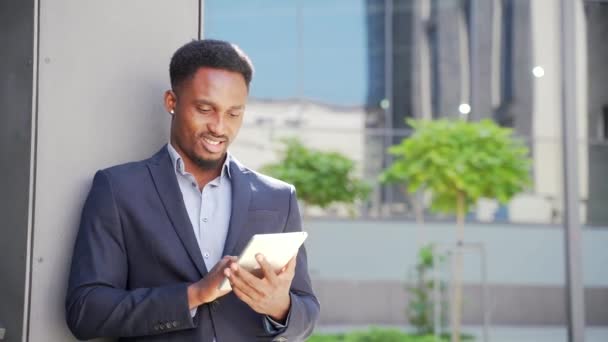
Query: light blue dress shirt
166 144 287 338
167 143 231 272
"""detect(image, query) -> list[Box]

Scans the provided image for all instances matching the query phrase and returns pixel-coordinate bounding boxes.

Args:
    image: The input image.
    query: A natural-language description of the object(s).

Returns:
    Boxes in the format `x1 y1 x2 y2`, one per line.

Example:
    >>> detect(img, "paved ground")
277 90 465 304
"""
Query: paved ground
314 325 608 342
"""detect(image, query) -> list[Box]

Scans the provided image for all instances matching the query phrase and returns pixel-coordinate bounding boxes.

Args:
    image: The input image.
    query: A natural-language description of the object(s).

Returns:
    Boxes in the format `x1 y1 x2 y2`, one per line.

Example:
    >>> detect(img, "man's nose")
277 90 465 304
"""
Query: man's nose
207 113 225 135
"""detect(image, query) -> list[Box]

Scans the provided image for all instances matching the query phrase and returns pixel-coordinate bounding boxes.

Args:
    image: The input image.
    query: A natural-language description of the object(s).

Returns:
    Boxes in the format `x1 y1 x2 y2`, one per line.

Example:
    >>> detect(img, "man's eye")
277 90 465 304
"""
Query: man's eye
198 107 212 113
229 112 241 117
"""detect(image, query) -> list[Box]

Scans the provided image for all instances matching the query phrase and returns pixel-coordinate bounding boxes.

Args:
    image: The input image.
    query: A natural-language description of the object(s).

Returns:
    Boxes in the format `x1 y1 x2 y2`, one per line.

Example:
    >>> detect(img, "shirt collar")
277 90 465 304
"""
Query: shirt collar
166 143 232 181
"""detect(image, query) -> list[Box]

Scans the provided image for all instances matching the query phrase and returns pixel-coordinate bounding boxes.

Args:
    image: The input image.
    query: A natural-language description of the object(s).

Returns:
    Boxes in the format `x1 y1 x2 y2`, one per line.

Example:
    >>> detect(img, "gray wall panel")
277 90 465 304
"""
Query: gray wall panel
304 220 608 287
313 280 608 326
585 5 608 226
303 220 608 326
30 1 198 341
0 0 35 341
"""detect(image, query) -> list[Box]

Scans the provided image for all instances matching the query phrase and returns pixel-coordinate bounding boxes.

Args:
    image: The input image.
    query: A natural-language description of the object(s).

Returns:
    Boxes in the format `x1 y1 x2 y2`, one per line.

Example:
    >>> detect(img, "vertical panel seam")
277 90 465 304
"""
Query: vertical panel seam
24 0 41 340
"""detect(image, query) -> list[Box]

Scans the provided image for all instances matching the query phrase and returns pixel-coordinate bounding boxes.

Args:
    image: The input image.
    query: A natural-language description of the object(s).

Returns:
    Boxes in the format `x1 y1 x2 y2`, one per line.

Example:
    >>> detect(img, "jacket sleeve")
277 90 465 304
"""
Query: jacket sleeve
268 185 321 341
65 170 197 340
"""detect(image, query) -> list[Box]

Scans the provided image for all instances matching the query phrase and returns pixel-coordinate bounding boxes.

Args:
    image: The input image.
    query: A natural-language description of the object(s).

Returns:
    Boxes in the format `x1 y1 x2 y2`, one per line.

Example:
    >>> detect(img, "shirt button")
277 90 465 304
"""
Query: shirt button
202 218 208 223
203 252 210 259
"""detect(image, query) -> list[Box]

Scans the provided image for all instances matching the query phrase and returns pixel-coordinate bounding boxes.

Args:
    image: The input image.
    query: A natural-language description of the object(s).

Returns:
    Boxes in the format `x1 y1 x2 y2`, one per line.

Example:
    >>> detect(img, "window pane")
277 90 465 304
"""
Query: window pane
201 1 596 340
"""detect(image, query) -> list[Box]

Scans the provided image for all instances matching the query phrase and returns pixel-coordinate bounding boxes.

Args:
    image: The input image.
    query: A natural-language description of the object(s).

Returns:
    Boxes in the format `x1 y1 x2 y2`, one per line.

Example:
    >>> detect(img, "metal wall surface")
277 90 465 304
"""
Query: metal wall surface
304 220 608 325
30 1 198 341
0 0 35 341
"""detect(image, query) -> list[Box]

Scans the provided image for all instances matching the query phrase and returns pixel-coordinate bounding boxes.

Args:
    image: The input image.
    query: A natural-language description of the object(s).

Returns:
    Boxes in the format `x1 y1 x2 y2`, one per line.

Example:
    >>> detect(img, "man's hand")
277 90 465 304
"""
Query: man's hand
225 254 297 322
187 256 236 309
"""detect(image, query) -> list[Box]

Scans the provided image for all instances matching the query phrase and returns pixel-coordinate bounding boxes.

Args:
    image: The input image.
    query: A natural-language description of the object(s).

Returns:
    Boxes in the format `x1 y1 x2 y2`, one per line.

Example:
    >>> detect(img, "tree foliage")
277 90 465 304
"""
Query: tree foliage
380 119 531 214
262 138 370 209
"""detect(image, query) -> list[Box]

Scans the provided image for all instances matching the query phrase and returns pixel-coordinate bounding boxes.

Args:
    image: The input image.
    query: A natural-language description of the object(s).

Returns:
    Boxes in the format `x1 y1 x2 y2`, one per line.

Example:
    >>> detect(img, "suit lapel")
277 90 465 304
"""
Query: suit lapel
147 146 208 277
222 160 251 256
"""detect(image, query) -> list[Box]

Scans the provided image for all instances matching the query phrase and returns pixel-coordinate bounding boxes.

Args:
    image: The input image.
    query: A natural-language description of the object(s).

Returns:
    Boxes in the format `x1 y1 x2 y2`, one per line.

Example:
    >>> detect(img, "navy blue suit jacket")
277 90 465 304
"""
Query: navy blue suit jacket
66 146 320 341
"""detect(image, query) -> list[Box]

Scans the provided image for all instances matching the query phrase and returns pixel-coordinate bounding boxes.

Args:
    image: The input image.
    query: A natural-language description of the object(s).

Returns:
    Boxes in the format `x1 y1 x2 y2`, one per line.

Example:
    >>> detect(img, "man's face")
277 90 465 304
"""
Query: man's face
167 67 248 170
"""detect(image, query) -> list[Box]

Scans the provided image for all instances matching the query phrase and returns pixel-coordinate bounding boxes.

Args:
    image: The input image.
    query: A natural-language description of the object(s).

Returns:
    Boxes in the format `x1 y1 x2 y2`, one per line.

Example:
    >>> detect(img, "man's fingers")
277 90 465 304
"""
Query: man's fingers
282 256 297 274
220 256 237 268
256 254 278 282
225 266 263 298
213 256 236 274
232 263 265 289
230 280 257 307
209 257 236 286
225 268 262 312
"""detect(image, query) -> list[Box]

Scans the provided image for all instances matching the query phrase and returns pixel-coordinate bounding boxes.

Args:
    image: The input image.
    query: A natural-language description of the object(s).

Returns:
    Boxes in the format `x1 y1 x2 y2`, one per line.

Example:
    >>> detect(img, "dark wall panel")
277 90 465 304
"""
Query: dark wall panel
0 0 35 341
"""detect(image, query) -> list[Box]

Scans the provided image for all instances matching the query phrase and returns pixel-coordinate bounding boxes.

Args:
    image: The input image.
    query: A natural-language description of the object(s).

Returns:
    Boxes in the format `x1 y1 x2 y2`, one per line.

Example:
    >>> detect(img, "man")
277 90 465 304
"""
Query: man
65 39 320 342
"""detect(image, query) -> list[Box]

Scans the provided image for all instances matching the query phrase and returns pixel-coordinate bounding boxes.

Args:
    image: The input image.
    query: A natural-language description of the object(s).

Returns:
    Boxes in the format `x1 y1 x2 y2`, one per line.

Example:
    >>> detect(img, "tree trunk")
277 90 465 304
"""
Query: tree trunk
414 189 425 245
451 191 466 342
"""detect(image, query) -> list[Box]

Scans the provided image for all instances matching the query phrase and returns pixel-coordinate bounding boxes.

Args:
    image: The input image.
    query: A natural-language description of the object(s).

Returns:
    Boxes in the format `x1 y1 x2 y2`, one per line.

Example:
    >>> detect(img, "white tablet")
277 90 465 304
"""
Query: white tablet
218 231 308 291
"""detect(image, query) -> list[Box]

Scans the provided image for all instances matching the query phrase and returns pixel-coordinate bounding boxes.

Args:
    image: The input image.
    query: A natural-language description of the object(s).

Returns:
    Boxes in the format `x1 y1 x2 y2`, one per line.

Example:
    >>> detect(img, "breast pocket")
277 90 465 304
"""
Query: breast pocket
231 210 283 257
246 210 281 233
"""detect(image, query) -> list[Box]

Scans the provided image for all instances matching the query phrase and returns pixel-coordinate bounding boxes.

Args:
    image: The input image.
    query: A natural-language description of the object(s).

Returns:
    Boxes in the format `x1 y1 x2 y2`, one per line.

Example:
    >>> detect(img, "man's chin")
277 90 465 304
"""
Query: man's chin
192 153 226 170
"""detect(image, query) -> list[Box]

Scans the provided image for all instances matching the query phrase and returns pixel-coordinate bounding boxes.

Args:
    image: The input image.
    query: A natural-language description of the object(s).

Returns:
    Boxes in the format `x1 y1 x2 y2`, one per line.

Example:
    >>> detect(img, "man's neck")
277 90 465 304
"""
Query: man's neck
170 142 225 189
184 156 224 189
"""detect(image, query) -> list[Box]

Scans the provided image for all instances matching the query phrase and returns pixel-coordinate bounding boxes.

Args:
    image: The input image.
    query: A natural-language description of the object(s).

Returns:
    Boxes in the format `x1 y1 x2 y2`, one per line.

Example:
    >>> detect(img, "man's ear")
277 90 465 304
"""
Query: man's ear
164 90 177 115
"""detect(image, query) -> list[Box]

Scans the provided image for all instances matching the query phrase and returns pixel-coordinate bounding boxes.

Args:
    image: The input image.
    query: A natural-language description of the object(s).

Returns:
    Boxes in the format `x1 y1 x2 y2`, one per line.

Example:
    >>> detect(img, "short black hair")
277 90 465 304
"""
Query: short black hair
169 39 254 91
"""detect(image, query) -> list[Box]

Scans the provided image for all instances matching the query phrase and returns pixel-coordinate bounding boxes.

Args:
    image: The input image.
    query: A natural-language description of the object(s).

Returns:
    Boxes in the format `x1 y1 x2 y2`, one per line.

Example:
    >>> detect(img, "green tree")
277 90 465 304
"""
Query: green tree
262 138 370 216
380 118 531 342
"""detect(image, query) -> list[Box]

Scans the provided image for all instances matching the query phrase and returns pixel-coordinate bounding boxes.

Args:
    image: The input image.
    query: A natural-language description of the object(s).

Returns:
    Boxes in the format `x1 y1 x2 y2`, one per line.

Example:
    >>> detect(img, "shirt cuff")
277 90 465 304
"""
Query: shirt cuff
263 309 291 334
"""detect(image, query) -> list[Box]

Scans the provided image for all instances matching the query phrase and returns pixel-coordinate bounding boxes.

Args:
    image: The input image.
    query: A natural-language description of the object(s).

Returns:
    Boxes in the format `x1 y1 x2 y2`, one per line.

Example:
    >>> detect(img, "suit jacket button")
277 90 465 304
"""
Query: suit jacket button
165 322 173 329
153 324 160 331
159 324 165 331
172 321 178 328
211 300 220 312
